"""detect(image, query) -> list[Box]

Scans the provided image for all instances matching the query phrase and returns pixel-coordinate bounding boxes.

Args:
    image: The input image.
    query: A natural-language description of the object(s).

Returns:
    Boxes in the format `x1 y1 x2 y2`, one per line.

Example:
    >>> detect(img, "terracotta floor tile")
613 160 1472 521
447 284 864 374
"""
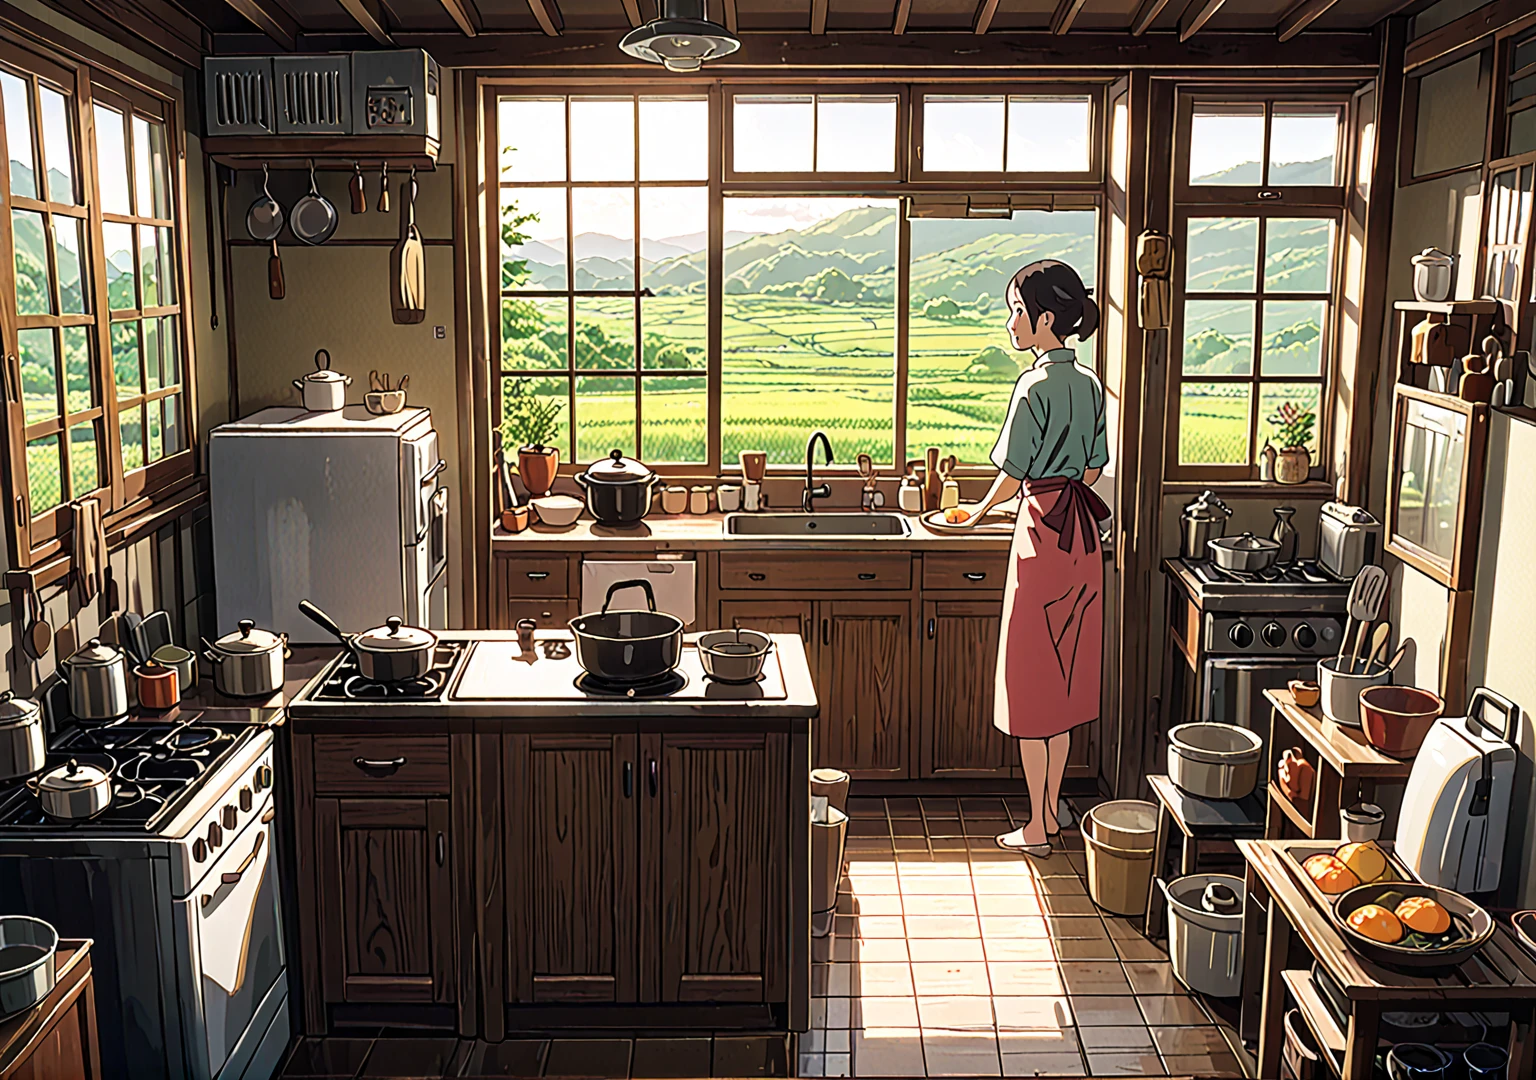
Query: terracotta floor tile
898 871 975 891
285 1038 375 1077
982 936 1055 962
1041 893 1100 916
987 961 1065 996
886 797 923 819
848 962 916 997
1044 916 1110 940
841 892 903 916
850 1028 926 1077
823 1051 852 1077
848 937 911 962
981 915 1050 938
970 859 1036 878
845 838 894 856
1085 1050 1166 1076
845 915 907 938
977 895 1044 918
1069 995 1146 1026
815 963 854 996
844 876 901 895
1124 961 1182 995
972 873 1039 894
1076 1025 1155 1052
1162 1051 1245 1077
909 937 985 962
1037 875 1088 895
541 1039 632 1079
891 817 928 837
961 818 1008 838
917 995 996 1030
893 836 932 852
1023 852 1080 877
1059 961 1132 995
1102 916 1143 940
824 997 850 1027
925 824 968 840
802 1030 826 1054
1139 995 1211 1027
922 1030 1002 1077
825 1030 851 1054
911 960 991 995
1001 1050 1086 1076
848 798 888 818
1052 936 1118 961
849 996 920 1028
814 937 834 962
903 893 976 916
931 836 971 851
631 1037 713 1078
1149 1025 1231 1055
992 995 1074 1031
921 798 961 818
905 914 981 938
811 997 829 1029
1113 935 1168 961
850 819 892 837
961 797 1011 818
996 1027 1078 1054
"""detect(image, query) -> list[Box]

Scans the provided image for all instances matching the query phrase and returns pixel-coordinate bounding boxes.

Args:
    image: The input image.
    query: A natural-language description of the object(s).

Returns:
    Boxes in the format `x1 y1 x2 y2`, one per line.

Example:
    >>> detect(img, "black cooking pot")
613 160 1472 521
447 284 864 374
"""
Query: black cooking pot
575 449 660 527
569 579 682 684
299 600 438 682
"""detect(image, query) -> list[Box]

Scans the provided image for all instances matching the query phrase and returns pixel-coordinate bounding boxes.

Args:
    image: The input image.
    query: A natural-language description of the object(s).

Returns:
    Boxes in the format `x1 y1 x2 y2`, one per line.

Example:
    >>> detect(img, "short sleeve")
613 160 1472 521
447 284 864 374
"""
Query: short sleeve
1086 381 1109 470
990 380 1041 480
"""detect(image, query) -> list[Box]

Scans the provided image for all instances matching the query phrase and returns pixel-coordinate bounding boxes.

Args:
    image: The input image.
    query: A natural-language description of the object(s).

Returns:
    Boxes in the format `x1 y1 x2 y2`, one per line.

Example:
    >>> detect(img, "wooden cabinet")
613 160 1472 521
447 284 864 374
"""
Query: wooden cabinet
817 601 911 779
919 600 1012 779
492 552 577 629
719 600 812 643
0 942 100 1080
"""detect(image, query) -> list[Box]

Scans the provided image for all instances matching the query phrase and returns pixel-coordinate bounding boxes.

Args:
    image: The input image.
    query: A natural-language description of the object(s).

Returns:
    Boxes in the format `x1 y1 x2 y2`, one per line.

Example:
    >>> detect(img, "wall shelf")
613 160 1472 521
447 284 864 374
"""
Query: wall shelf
205 134 439 171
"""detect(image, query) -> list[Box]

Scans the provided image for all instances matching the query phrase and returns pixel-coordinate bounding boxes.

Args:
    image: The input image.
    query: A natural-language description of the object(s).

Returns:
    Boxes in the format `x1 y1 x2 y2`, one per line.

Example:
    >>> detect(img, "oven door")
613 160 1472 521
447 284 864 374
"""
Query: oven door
1203 657 1315 734
177 806 285 1080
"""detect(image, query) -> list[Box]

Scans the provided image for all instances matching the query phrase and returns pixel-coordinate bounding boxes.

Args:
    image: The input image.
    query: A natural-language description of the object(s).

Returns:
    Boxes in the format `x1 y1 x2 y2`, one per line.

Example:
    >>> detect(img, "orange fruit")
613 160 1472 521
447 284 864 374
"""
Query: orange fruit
1334 841 1390 884
1396 896 1451 935
1347 903 1404 944
945 507 970 524
1304 853 1362 895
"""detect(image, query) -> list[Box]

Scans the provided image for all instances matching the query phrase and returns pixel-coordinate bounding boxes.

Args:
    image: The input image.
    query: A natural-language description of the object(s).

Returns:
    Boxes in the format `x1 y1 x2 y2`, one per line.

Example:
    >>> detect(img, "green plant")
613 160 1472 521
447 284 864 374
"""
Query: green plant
505 378 563 452
1268 399 1316 450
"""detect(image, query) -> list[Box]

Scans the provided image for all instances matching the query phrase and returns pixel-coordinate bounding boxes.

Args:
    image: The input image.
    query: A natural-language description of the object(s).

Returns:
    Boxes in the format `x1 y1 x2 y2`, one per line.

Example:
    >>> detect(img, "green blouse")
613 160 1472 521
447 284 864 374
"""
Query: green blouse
989 348 1110 482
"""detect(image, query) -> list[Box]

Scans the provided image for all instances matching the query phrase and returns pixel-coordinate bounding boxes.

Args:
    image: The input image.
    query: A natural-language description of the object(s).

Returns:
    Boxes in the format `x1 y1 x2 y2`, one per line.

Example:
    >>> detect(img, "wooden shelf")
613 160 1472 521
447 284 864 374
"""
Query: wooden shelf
1393 299 1502 315
1265 690 1416 780
1269 779 1316 838
205 134 439 171
1282 969 1345 1077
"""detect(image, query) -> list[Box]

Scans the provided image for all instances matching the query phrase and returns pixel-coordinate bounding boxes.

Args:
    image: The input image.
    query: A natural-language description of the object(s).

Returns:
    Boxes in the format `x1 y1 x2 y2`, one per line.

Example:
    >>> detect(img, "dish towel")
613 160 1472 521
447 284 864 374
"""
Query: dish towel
72 496 105 602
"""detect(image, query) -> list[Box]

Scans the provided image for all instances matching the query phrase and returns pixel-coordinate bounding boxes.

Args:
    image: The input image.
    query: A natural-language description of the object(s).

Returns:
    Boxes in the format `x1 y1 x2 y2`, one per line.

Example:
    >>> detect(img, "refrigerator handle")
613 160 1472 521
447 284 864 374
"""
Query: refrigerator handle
420 460 447 486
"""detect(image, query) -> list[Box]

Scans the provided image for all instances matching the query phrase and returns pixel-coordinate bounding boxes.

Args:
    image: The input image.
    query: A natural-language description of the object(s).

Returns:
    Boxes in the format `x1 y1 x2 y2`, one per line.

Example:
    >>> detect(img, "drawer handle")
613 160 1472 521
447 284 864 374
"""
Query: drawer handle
436 832 446 867
648 759 658 798
858 572 876 580
526 571 549 580
927 618 935 639
964 572 987 581
748 572 766 581
221 832 265 887
623 761 633 799
261 807 276 824
354 756 406 774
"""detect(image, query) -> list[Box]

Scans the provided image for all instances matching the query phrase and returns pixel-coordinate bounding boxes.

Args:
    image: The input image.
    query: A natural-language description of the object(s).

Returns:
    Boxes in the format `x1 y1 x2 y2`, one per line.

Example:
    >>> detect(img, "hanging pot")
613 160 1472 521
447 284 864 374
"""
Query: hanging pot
203 619 288 698
293 348 351 411
299 600 438 683
26 758 112 820
575 449 662 527
0 691 45 783
59 638 128 721
291 159 338 246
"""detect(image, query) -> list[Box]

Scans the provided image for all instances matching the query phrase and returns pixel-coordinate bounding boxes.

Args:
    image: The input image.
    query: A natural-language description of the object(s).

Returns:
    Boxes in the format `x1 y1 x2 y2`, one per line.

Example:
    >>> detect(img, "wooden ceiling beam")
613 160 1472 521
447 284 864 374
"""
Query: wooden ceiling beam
973 0 1001 33
1050 0 1090 34
1129 0 1175 35
1179 0 1229 40
1276 0 1340 40
222 0 300 49
526 0 564 35
337 0 394 43
892 0 911 33
719 0 738 35
621 0 642 27
436 0 483 36
52 0 203 66
811 0 827 33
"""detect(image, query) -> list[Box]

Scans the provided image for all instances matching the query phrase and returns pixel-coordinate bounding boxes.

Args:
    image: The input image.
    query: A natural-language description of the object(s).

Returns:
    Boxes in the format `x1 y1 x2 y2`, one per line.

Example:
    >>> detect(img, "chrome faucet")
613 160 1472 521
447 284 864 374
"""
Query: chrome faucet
804 430 833 513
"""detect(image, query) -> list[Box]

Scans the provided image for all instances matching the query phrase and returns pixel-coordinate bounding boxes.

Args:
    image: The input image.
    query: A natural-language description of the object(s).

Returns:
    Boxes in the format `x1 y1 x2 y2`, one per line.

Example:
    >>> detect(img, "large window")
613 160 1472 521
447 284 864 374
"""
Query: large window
494 86 1102 471
1 39 190 562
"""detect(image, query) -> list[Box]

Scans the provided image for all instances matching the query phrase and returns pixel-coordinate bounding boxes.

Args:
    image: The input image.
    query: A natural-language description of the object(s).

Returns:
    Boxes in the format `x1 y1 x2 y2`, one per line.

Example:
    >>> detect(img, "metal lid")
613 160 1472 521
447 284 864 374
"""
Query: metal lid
1211 532 1278 552
214 619 284 655
581 448 655 486
1183 489 1232 522
302 369 348 384
37 758 110 791
1412 247 1453 265
0 690 40 727
69 637 123 668
356 616 436 652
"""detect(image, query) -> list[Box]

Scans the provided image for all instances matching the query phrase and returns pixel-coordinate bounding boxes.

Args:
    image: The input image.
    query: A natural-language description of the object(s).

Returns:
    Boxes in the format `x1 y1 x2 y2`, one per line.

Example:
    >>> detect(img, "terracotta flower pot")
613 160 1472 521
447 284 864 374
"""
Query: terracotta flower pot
518 446 559 497
1275 446 1311 485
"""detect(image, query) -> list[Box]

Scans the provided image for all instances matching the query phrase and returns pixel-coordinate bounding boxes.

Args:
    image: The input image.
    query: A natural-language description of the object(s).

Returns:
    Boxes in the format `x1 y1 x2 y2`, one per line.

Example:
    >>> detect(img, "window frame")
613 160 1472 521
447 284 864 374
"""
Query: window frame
721 85 908 184
911 83 1107 185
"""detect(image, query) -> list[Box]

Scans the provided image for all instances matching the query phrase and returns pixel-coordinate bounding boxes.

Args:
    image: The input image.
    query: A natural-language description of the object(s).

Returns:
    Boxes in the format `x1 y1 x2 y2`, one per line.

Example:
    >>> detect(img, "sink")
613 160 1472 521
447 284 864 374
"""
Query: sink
724 513 911 537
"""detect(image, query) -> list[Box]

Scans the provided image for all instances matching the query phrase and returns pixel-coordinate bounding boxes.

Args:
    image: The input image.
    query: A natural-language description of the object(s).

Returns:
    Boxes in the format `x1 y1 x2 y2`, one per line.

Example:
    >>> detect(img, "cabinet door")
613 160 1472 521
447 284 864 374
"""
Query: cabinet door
718 600 813 645
816 600 912 779
504 733 638 1004
919 600 1013 779
315 797 454 1007
643 733 789 1005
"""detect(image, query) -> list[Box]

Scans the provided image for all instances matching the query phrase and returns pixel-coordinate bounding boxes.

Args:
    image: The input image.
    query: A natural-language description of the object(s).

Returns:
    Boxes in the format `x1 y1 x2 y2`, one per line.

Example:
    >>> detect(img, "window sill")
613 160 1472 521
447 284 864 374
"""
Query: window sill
1162 479 1336 497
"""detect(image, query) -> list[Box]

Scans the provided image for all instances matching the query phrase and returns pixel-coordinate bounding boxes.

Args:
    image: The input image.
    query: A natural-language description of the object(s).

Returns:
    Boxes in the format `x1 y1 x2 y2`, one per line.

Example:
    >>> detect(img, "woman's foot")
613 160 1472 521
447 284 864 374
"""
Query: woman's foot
995 826 1053 857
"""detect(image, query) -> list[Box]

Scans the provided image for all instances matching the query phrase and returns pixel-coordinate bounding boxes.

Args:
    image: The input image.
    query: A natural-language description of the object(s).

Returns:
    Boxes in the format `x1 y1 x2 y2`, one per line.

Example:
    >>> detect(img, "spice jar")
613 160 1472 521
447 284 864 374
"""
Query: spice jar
689 485 711 514
717 484 742 513
661 485 688 514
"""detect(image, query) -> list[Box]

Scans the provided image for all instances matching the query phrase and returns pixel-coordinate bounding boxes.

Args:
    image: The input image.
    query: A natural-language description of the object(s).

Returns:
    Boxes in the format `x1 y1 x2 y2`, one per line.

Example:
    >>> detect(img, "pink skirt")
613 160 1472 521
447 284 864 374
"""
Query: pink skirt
992 479 1105 740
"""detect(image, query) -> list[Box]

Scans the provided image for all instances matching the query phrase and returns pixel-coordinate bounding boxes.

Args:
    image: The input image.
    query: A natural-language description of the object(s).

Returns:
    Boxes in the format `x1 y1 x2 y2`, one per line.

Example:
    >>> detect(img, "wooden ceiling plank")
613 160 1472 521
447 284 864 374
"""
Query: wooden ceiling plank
435 0 483 36
973 0 1001 33
811 0 828 34
1129 0 1175 35
1277 0 1340 40
1179 0 1229 40
527 0 565 35
337 0 394 43
1050 0 1090 34
892 0 911 33
621 0 642 27
223 0 301 49
719 0 738 35
58 0 202 66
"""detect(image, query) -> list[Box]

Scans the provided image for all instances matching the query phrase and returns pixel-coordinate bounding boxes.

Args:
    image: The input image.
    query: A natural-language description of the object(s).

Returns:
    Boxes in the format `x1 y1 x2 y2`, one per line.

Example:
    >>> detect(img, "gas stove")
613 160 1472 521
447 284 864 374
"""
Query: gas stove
1175 557 1353 613
307 641 467 701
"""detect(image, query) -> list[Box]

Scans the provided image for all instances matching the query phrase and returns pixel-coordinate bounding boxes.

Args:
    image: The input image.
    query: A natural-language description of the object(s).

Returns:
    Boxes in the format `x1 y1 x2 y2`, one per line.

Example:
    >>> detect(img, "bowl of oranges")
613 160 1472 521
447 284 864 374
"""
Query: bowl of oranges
1332 882 1493 973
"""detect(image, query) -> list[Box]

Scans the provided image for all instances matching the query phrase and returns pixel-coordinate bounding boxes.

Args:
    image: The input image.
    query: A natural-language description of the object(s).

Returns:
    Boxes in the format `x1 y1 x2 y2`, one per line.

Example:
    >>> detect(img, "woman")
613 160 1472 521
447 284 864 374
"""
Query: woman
957 259 1110 857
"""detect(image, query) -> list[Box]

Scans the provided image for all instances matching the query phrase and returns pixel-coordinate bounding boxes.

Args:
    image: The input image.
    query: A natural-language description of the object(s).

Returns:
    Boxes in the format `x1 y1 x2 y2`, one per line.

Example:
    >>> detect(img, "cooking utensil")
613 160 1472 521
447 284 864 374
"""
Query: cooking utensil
22 587 50 660
151 644 196 693
568 578 683 686
377 161 390 214
365 388 405 414
0 691 45 783
1387 642 1409 671
245 163 284 242
1166 722 1263 800
1207 532 1281 573
1411 247 1455 304
1463 1042 1509 1080
1360 685 1444 758
0 916 57 1019
392 165 426 325
1333 881 1492 974
924 447 941 510
293 348 351 411
1344 565 1390 673
349 161 366 214
1317 656 1390 726
203 619 288 698
26 758 112 820
1362 622 1392 675
1337 564 1385 667
1288 679 1320 708
268 238 284 300
135 659 179 710
59 638 128 721
133 610 174 661
1340 802 1385 842
1270 506 1298 565
575 449 661 528
370 370 383 392
299 600 438 683
697 628 775 684
1158 874 1245 997
291 159 338 246
1180 490 1233 560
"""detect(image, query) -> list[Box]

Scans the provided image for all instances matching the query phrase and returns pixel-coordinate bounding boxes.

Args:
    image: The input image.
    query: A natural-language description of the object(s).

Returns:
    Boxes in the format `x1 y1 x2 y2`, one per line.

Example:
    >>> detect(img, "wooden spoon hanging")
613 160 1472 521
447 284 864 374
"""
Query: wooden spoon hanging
268 239 285 300
24 586 51 659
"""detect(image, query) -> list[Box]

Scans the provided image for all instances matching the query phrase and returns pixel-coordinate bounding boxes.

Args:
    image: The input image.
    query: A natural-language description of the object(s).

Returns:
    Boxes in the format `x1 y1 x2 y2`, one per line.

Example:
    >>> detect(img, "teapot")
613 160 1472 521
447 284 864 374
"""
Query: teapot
293 348 351 411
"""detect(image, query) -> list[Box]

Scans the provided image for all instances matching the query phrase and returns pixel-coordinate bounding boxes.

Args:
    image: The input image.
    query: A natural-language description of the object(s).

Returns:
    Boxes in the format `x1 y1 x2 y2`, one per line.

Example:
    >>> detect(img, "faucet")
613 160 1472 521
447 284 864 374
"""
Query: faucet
804 430 833 513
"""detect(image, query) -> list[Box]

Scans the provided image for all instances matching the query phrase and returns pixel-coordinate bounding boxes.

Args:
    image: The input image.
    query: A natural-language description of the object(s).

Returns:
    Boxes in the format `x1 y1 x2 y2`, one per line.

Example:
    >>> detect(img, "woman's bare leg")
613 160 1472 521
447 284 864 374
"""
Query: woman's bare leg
1017 738 1051 846
1044 731 1072 833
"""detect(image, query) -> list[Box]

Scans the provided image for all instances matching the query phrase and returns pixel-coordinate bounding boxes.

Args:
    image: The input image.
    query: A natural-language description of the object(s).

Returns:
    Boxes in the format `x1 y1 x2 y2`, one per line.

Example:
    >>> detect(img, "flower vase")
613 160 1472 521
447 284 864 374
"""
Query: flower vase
1274 446 1311 485
518 446 560 497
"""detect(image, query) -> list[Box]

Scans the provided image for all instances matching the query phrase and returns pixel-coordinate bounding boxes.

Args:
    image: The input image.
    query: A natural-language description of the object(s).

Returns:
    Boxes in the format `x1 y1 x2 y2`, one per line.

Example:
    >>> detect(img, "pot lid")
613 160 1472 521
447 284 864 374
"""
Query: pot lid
69 637 122 667
0 690 40 726
1183 489 1232 522
1412 247 1453 265
356 616 435 651
1210 532 1278 551
582 448 655 486
214 619 284 655
38 758 110 791
303 369 348 384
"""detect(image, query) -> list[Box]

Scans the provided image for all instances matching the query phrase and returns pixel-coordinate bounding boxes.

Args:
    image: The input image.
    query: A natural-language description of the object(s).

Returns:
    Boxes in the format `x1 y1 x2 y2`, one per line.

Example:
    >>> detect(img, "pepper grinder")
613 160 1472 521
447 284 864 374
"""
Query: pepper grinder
1270 506 1298 566
924 447 941 511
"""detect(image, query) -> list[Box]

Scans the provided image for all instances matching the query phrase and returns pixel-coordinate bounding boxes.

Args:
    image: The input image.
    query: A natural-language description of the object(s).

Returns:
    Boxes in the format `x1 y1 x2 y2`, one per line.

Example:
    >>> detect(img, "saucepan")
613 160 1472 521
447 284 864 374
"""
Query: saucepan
568 579 682 685
300 600 438 682
697 628 774 684
1208 532 1280 573
0 915 57 1018
26 758 112 821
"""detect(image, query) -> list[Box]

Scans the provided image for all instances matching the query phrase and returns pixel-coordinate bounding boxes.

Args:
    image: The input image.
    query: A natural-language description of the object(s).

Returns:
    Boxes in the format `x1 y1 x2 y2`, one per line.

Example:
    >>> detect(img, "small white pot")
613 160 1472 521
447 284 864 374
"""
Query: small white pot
293 348 351 411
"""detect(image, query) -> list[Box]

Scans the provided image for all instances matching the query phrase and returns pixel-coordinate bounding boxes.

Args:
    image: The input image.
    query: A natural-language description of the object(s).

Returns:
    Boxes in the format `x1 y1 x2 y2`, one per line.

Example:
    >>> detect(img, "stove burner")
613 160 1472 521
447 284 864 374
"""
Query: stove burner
169 728 219 751
574 670 688 698
1189 558 1341 586
314 642 466 701
341 670 448 699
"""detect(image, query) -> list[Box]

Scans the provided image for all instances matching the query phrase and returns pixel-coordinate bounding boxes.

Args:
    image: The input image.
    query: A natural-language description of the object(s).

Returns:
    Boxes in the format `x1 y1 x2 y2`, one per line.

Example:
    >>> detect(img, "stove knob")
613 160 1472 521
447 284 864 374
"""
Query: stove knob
222 805 238 830
239 786 253 813
1262 622 1287 648
192 839 207 863
208 822 223 849
255 765 273 792
1227 622 1254 648
1294 623 1318 650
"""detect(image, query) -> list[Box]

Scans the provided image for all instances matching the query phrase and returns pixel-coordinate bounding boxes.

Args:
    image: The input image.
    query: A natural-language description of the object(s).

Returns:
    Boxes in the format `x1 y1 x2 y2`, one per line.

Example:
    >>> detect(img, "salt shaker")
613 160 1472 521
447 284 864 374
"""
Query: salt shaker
939 478 960 510
743 481 761 512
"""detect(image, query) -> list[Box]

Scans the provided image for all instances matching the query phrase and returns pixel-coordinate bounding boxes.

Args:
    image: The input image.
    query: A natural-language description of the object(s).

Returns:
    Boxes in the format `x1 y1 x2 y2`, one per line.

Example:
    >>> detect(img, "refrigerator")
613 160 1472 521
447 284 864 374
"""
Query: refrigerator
210 405 448 643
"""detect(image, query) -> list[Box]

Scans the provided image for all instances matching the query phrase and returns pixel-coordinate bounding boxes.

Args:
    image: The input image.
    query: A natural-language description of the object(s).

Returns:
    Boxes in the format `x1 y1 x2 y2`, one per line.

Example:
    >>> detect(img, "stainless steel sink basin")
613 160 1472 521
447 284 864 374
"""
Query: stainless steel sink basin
724 513 911 537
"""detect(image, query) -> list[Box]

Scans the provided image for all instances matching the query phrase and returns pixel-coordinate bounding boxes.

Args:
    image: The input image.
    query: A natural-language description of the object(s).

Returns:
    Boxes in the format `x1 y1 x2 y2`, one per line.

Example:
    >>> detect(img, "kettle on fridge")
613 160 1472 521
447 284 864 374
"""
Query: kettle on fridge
1179 489 1232 561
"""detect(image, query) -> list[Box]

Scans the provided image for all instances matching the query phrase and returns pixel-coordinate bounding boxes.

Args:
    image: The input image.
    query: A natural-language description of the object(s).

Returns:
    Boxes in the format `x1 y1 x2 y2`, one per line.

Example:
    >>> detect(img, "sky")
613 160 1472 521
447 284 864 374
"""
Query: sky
1189 108 1339 181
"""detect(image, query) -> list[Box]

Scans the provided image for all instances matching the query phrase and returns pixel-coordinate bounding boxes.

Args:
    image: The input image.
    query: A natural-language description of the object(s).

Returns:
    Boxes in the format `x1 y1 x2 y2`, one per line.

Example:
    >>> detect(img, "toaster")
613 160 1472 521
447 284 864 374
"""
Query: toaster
1317 502 1381 580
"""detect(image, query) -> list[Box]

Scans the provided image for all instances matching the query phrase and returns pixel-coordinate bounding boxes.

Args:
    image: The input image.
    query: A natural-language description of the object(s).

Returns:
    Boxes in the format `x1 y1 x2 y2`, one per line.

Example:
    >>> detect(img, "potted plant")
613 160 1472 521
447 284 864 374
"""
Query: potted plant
1268 400 1316 485
506 383 563 497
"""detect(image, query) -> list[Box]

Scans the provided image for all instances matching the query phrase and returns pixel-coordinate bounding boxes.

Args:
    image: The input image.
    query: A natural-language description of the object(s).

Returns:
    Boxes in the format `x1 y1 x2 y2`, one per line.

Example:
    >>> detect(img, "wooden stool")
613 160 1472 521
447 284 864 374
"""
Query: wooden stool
1143 773 1265 939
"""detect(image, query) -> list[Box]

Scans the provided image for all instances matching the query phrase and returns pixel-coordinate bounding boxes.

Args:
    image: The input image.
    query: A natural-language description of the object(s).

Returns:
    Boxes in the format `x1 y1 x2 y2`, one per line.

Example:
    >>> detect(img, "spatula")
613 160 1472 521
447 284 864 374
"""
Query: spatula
1364 621 1392 674
1343 565 1390 674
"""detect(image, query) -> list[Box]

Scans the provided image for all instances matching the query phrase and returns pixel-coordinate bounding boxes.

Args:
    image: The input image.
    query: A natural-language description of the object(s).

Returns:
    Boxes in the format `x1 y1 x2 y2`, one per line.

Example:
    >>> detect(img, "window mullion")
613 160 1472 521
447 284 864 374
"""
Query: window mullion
894 204 910 469
79 75 125 512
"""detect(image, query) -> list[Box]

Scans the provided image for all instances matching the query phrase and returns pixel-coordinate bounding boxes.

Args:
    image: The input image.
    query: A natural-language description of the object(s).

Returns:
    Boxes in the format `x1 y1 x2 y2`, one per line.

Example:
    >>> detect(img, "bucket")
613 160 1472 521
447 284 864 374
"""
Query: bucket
810 768 850 816
1159 874 1246 997
1082 802 1157 916
811 805 848 927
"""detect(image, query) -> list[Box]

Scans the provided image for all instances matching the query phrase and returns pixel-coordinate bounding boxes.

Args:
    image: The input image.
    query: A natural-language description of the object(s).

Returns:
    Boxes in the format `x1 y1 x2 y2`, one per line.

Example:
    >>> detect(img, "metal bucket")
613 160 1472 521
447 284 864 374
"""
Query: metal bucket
1159 874 1246 998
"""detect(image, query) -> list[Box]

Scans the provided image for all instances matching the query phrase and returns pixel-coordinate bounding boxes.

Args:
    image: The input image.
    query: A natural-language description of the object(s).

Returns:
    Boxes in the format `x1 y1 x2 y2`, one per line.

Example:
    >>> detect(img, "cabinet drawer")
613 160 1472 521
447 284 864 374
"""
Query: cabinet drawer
923 553 1010 590
503 598 577 630
505 556 571 598
313 735 450 794
718 552 912 591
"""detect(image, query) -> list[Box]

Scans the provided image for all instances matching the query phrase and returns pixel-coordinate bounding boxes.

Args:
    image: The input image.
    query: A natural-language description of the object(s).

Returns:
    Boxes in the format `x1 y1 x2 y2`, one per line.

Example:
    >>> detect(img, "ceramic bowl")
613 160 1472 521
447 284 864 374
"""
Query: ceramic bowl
364 390 406 415
532 494 583 528
1289 679 1321 708
1359 685 1443 758
1333 882 1492 974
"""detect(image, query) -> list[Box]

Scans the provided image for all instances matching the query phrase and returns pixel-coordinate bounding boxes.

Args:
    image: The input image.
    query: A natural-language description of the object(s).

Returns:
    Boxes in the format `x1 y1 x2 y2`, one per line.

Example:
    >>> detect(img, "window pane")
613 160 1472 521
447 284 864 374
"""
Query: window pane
145 120 169 219
642 375 705 462
146 393 162 462
2 71 35 199
161 392 182 456
1183 300 1254 376
139 224 160 307
119 403 143 471
1516 74 1536 104
1397 396 1466 560
26 434 60 514
923 96 1004 172
570 97 632 181
38 86 73 204
68 420 98 495
113 319 141 399
642 294 707 372
160 316 179 385
1110 95 1129 189
104 221 136 309
907 209 1098 462
12 208 50 314
572 187 633 290
575 375 635 462
640 97 707 181
62 325 90 412
733 95 813 173
143 315 161 391
1413 53 1489 177
1262 300 1326 376
501 375 569 458
55 215 85 313
1512 108 1536 157
1271 108 1339 185
502 296 568 371
722 196 897 466
817 96 897 173
1007 97 1091 173
93 103 130 215
132 116 153 217
1179 382 1250 465
1185 217 1258 293
641 186 707 293
1516 34 1536 71
1264 218 1333 293
1259 382 1321 456
1190 105 1264 185
18 327 57 423
498 98 566 182
156 226 175 300
575 298 635 370
501 187 566 291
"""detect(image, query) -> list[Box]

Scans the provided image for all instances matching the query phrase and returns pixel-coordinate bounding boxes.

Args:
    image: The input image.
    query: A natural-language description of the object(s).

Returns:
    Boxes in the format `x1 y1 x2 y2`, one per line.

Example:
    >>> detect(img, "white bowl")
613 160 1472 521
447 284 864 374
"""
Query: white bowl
532 494 584 528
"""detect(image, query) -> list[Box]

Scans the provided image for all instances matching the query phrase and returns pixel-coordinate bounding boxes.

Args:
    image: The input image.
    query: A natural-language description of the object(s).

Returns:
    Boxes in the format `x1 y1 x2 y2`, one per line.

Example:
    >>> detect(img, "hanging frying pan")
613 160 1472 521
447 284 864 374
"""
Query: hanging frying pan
291 159 338 246
245 163 283 242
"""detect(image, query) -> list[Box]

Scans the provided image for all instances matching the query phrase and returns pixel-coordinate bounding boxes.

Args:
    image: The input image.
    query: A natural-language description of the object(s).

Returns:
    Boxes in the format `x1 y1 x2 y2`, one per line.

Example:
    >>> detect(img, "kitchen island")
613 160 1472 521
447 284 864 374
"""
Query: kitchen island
285 630 816 1044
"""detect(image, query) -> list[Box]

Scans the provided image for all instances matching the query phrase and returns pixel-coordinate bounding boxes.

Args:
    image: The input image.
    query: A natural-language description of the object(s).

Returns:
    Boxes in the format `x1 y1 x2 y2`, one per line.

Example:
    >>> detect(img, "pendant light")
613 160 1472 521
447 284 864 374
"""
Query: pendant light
619 0 741 72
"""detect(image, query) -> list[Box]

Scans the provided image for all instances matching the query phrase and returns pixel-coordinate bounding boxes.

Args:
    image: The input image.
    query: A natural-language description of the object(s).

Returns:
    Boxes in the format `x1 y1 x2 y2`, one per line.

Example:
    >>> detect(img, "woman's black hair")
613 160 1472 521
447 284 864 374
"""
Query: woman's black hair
1007 260 1100 342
